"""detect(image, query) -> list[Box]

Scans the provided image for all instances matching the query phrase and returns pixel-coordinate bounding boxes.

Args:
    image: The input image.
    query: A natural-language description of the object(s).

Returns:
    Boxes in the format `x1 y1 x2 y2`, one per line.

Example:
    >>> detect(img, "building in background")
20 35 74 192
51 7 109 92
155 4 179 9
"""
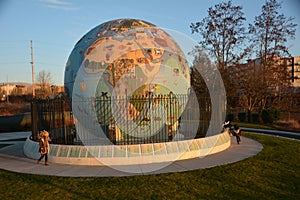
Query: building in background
289 56 300 88
0 82 64 101
228 56 300 93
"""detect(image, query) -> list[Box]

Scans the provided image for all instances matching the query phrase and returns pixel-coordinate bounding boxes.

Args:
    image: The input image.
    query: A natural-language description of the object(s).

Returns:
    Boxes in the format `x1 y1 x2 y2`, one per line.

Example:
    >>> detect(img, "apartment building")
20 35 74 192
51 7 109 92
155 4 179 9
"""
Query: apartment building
289 56 300 88
228 56 300 90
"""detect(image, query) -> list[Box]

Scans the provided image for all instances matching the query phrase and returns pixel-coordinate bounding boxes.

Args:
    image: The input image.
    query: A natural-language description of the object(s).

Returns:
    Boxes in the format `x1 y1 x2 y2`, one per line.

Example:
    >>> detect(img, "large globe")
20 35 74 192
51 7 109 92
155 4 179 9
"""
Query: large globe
64 18 191 144
64 18 190 99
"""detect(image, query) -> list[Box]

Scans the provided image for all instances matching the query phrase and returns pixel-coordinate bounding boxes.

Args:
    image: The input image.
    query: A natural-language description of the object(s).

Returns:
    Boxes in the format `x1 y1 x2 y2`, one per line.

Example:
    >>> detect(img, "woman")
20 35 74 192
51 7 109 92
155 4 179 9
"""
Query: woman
37 130 51 165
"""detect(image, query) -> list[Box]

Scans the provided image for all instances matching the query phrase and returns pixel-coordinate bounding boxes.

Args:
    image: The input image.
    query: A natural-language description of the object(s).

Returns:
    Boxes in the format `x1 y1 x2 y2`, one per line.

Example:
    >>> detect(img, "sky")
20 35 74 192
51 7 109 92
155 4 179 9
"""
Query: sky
0 0 299 86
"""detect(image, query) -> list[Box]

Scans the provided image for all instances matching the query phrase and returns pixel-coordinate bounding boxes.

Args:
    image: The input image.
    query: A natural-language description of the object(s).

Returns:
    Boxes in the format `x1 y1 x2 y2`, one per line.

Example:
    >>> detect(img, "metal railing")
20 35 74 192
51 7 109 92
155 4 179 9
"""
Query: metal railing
31 93 211 145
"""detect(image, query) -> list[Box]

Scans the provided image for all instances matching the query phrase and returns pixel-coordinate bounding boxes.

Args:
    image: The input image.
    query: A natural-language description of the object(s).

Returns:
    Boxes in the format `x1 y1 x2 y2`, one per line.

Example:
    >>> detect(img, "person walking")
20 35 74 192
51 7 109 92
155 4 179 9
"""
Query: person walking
233 124 241 144
37 130 51 165
223 121 232 136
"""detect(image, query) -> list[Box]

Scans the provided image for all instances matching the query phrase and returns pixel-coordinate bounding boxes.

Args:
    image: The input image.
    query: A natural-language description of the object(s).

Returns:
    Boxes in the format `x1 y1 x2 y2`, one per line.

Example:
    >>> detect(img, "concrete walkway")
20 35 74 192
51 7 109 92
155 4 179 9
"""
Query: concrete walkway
0 132 263 177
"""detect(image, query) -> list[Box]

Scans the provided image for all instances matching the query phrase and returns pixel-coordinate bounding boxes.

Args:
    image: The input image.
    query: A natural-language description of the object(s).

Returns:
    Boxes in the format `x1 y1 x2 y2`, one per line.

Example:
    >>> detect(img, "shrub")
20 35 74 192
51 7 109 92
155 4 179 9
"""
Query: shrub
238 112 247 122
262 109 281 123
226 113 234 121
252 113 259 123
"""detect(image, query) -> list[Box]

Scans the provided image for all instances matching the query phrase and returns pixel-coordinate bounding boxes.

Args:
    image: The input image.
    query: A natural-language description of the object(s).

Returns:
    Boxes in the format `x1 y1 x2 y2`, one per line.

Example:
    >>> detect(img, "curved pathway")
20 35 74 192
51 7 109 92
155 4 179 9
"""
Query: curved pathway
242 127 300 140
0 131 263 177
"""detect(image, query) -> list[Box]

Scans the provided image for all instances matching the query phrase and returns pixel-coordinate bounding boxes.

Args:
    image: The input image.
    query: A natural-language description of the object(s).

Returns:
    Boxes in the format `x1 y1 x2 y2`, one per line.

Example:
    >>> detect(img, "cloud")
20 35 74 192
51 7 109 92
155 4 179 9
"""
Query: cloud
40 0 77 10
42 0 71 5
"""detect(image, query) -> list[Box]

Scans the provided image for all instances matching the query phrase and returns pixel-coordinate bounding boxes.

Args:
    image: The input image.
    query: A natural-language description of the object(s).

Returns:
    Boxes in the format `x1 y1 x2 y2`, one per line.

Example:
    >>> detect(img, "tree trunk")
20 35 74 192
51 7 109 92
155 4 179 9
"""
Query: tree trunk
247 109 252 123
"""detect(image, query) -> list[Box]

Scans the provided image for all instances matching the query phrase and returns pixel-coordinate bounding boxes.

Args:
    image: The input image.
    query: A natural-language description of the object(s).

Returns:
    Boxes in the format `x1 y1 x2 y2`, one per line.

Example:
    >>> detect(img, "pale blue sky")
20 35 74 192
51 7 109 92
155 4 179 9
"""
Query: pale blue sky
0 0 299 85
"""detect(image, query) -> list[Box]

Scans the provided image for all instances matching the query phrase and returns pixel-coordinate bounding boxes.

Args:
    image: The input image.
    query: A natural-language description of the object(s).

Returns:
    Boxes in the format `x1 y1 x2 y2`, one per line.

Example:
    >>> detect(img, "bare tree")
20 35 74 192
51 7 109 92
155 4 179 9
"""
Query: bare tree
249 0 297 59
248 0 297 112
190 0 250 69
236 61 265 122
190 1 250 110
36 70 53 98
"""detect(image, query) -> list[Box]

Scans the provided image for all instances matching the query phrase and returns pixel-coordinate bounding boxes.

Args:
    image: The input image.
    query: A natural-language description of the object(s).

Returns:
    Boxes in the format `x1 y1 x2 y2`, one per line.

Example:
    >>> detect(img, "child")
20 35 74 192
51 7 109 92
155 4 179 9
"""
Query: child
37 130 51 165
233 124 241 144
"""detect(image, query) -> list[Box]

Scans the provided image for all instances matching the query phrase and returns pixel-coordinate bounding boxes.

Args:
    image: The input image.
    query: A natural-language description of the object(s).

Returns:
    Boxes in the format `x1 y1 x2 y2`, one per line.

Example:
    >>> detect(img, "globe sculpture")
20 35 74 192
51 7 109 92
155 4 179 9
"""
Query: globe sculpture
24 19 230 172
64 18 191 145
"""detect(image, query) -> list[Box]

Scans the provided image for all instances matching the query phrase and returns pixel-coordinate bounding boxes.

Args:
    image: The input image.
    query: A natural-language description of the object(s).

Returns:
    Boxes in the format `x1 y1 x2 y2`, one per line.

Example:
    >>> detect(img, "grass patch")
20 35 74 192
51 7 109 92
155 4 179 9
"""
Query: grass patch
0 144 11 149
0 102 30 116
0 133 299 199
235 122 275 130
0 138 27 142
0 138 27 149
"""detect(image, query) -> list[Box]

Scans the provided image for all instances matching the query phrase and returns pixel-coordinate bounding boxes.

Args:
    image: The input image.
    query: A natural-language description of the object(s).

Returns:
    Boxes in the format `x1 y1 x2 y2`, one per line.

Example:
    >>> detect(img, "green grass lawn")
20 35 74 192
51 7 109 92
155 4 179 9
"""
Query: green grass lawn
0 138 26 149
0 144 11 148
0 138 27 142
0 133 299 200
235 122 275 130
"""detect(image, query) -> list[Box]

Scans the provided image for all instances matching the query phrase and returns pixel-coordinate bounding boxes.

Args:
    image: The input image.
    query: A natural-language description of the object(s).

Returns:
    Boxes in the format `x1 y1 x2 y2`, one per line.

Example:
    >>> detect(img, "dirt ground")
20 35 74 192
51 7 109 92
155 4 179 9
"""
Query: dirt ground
0 103 31 116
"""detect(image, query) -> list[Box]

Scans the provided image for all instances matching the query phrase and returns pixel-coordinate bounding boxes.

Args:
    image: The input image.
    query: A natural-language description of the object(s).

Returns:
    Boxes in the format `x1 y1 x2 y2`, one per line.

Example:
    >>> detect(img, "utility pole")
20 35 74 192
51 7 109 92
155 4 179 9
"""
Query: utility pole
6 75 9 103
30 40 35 97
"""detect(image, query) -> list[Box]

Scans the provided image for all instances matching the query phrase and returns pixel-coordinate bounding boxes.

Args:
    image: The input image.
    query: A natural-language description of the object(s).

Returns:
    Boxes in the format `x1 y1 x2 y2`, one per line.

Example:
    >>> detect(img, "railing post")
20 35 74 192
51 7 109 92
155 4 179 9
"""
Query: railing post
31 100 38 141
61 97 67 144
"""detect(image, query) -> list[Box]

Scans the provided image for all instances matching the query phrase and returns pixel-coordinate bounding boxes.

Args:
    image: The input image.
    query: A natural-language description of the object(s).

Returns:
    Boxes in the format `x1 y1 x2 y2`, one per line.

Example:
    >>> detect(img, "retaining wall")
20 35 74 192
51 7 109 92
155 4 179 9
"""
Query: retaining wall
24 131 230 166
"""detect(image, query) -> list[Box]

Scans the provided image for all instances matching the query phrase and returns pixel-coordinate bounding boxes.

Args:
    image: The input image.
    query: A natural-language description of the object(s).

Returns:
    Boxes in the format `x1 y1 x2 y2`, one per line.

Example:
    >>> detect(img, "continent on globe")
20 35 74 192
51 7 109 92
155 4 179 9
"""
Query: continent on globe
65 18 191 143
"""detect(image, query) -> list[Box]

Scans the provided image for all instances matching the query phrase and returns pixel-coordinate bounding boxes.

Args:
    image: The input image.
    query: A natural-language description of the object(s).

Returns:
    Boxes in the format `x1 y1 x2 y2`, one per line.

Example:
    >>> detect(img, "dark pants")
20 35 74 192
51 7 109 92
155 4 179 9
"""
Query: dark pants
38 153 48 162
236 135 241 144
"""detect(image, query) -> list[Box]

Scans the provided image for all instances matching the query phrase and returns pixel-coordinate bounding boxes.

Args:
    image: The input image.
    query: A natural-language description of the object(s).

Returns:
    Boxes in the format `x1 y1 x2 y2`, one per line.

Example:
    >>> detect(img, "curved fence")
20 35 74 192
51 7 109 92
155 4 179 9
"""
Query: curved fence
31 94 211 145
